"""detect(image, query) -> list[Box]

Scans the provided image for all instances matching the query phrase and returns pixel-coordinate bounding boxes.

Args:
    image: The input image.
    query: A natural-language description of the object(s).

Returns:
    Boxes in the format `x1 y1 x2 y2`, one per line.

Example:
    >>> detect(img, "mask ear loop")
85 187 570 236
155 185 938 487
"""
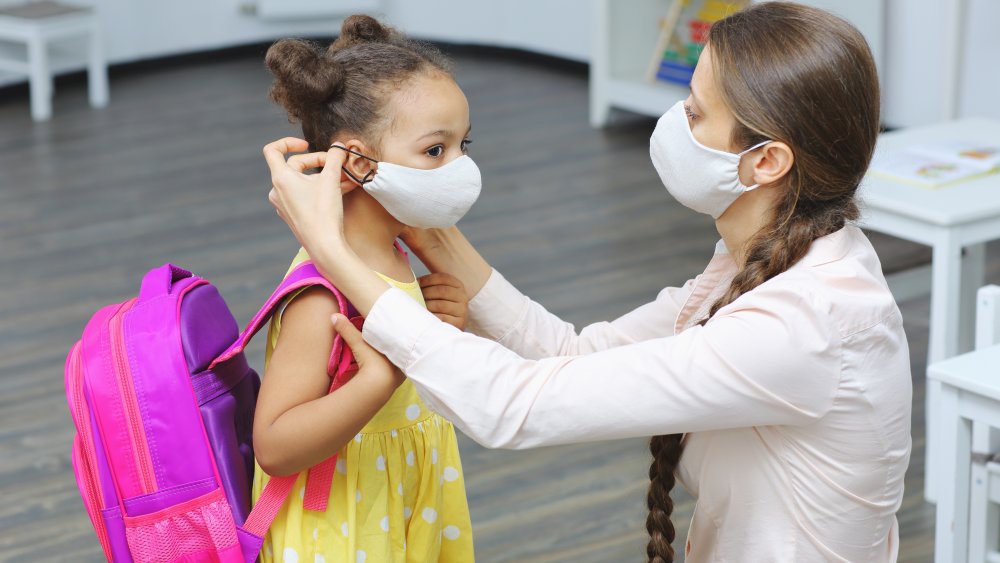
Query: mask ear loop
737 140 772 192
331 144 378 185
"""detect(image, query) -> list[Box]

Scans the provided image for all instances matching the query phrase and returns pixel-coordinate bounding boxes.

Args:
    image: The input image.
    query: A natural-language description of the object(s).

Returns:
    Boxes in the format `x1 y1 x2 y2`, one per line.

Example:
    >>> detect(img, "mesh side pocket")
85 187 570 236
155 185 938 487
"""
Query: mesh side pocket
124 487 240 563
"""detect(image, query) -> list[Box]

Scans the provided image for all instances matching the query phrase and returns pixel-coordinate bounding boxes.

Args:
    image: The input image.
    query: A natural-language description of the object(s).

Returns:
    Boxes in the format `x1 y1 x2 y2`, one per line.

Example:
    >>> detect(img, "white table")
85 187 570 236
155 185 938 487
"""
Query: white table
927 343 1000 563
0 2 108 121
858 118 1000 501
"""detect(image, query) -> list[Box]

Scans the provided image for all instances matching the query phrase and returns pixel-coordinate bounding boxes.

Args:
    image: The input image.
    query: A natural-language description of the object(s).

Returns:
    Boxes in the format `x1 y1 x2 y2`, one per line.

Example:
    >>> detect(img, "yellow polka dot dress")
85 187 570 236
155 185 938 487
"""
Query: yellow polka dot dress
252 249 475 562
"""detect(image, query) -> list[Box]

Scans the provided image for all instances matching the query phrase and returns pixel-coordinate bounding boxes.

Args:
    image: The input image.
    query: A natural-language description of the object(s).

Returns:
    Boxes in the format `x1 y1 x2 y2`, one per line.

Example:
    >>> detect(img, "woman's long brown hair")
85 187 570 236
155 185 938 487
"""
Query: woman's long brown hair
645 3 880 561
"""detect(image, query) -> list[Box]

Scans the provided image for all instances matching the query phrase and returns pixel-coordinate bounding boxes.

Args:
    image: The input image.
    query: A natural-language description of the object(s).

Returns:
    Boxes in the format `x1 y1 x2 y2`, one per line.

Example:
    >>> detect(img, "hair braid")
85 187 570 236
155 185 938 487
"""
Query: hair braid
646 434 684 562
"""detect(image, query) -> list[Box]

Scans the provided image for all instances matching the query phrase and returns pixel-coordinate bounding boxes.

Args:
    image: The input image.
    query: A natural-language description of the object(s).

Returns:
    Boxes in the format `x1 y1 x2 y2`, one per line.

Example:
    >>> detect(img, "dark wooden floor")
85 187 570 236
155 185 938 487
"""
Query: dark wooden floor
0 44 961 562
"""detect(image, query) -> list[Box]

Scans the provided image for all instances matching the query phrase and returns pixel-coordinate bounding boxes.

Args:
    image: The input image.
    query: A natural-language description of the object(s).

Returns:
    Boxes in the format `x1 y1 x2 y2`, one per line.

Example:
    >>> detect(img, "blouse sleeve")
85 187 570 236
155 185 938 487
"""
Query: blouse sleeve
464 269 695 359
362 281 842 450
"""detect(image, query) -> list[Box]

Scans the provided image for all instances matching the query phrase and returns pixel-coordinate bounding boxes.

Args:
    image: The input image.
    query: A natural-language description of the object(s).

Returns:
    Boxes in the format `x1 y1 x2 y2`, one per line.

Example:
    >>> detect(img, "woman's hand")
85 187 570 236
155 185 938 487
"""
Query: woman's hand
264 138 348 254
419 273 469 330
331 314 405 390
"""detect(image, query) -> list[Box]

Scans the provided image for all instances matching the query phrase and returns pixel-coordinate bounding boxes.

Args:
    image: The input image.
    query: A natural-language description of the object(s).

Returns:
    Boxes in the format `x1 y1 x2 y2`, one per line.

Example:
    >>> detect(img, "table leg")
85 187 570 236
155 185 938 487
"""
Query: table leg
926 235 964 501
935 384 970 563
27 35 52 122
961 243 986 353
87 23 109 109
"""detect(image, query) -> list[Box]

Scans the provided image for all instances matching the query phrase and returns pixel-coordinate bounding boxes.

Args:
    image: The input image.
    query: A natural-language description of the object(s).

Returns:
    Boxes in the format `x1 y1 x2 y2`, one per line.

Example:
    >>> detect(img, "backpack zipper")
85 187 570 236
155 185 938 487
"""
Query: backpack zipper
109 298 157 493
66 342 112 559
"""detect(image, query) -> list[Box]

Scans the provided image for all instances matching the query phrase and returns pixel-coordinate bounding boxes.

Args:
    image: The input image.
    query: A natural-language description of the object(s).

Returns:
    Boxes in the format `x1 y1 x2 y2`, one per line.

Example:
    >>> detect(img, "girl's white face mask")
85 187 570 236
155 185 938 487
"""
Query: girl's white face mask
649 101 770 219
334 145 482 229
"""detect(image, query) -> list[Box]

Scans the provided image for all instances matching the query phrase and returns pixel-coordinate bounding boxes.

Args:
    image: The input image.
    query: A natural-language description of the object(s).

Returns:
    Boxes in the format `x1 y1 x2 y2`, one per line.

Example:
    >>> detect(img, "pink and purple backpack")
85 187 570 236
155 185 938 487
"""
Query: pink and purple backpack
65 261 359 562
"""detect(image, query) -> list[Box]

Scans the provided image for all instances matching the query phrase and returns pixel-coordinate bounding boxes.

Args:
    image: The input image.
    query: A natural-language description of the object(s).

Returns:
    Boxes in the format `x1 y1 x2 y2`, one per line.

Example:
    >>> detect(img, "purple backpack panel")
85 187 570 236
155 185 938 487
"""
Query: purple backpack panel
66 262 349 562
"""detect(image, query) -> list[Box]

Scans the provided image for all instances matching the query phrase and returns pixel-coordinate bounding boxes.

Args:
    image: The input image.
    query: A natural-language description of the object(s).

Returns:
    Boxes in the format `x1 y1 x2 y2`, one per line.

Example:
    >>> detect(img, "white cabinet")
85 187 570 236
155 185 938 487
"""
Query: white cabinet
589 0 885 127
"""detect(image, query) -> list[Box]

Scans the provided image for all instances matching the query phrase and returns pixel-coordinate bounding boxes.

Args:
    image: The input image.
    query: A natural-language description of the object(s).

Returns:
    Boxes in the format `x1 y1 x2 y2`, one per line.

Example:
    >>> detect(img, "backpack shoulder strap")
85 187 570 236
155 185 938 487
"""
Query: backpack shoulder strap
209 261 346 370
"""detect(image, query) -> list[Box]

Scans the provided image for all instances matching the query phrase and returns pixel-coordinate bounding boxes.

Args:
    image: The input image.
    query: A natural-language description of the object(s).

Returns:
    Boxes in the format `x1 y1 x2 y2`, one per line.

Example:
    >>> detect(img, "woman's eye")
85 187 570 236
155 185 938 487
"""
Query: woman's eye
426 145 444 158
461 138 473 152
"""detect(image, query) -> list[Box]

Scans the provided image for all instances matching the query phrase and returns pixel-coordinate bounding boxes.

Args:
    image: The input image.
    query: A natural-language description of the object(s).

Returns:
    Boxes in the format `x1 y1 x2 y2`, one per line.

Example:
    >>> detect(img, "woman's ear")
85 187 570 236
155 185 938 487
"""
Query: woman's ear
745 141 794 187
339 138 376 193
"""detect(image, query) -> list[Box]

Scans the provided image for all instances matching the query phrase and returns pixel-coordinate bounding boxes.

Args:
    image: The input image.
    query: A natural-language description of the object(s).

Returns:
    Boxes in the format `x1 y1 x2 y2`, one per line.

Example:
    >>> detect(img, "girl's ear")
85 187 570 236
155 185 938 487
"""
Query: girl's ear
339 138 376 193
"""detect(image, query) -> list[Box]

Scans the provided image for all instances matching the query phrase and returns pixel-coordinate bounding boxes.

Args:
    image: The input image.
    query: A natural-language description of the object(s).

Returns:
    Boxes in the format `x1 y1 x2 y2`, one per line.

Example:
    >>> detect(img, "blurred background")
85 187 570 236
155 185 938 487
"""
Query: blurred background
2 0 998 561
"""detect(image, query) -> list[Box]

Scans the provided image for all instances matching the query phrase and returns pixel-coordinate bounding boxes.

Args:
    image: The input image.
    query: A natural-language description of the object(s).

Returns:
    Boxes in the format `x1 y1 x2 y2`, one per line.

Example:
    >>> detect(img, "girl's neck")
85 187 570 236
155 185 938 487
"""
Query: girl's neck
341 190 411 280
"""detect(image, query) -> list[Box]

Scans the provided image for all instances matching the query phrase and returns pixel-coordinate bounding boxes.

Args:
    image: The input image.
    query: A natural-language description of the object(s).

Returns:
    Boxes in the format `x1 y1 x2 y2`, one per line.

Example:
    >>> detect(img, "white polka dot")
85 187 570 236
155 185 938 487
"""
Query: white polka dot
376 455 386 471
354 433 363 443
404 506 412 519
315 555 325 563
443 466 460 482
406 404 420 420
443 525 461 540
336 458 347 474
283 547 300 563
341 522 349 536
313 528 318 540
356 550 366 563
391 429 398 438
397 484 404 496
406 451 415 466
431 449 438 464
422 507 438 523
299 487 305 499
380 515 390 532
356 490 362 503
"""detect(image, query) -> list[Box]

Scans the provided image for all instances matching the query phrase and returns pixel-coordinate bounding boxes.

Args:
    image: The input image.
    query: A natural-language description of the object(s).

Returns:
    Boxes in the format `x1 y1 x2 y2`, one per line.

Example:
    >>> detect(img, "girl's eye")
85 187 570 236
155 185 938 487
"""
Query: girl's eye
684 103 699 121
461 138 473 152
426 145 444 158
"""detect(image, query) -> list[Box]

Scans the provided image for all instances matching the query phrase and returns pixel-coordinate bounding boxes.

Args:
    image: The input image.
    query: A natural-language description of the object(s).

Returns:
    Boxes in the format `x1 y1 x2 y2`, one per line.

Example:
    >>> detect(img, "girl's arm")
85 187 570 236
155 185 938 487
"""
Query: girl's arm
405 226 694 359
252 287 401 476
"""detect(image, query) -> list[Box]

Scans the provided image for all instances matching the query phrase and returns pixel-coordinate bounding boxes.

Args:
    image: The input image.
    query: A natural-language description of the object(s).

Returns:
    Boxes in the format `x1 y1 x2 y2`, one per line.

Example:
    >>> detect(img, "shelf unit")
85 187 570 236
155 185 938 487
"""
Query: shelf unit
589 0 885 128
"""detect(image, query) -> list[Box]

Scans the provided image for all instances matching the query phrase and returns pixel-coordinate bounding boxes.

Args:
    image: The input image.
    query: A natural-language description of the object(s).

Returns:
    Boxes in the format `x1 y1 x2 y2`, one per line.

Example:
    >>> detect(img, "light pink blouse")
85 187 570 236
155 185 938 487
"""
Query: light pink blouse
362 225 912 562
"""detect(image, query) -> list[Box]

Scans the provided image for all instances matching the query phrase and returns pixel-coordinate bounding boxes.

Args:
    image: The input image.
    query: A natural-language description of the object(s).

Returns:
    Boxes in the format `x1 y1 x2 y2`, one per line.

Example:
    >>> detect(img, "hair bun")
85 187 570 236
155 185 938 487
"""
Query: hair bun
265 39 345 119
334 14 393 49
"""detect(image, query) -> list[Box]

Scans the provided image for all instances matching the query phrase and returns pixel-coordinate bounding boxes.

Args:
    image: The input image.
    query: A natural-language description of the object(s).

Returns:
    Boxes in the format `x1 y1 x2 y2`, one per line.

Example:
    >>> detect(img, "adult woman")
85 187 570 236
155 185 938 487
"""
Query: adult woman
263 3 911 561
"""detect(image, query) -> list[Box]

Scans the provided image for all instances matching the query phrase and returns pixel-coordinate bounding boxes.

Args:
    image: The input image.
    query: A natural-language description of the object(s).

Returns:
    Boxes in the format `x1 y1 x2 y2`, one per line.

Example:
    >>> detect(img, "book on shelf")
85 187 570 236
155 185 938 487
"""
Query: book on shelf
869 142 1000 189
646 0 747 86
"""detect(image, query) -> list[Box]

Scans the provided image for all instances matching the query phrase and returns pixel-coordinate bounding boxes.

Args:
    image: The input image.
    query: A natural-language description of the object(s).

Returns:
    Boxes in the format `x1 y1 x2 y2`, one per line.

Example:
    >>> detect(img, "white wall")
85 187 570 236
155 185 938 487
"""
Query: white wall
4 0 997 128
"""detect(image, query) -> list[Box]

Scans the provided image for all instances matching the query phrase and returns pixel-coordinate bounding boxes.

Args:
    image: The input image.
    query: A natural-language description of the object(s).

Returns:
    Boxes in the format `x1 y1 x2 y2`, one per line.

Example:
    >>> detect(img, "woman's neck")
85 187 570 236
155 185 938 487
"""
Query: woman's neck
715 189 775 267
341 190 410 278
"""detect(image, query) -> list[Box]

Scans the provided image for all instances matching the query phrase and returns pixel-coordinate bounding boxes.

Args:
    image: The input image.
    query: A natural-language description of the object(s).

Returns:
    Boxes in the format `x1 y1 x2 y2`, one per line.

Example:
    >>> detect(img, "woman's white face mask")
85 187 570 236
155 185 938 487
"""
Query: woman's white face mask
334 145 482 229
649 101 770 219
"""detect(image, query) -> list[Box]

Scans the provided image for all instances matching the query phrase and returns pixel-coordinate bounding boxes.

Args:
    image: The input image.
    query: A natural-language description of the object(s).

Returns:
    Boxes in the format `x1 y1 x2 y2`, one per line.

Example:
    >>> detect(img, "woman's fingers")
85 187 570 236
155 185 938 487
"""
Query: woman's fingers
262 137 310 173
420 283 466 303
286 152 329 173
424 299 465 318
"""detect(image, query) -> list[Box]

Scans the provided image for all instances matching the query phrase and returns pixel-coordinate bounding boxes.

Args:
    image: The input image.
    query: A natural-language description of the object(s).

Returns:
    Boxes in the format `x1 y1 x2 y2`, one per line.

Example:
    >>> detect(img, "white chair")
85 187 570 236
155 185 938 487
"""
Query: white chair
0 1 108 121
929 284 1000 562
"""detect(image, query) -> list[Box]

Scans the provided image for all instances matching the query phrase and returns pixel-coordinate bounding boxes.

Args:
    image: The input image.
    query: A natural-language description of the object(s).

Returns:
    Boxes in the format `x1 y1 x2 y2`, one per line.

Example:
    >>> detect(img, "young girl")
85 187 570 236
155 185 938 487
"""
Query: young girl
251 15 476 563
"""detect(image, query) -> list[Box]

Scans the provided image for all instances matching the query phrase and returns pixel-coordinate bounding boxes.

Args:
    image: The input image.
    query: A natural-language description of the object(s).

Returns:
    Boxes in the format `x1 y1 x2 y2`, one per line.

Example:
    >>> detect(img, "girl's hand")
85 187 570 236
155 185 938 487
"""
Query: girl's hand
264 138 348 253
331 314 405 390
419 273 469 331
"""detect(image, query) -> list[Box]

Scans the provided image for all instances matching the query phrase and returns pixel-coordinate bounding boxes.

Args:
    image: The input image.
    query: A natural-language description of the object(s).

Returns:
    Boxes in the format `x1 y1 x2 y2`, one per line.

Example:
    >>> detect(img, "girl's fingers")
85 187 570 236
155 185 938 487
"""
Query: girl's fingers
331 314 372 357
